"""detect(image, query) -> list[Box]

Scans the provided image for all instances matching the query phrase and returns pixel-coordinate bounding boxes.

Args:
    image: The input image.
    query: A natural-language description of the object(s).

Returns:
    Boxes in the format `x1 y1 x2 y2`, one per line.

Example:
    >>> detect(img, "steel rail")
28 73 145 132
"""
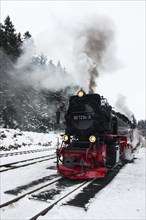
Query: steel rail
0 176 63 208
0 153 55 168
0 147 56 158
0 155 56 173
29 179 93 220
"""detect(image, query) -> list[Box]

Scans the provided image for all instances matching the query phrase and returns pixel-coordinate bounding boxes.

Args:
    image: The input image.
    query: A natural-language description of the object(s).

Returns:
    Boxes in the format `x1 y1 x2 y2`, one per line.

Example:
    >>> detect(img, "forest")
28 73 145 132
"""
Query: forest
0 16 78 132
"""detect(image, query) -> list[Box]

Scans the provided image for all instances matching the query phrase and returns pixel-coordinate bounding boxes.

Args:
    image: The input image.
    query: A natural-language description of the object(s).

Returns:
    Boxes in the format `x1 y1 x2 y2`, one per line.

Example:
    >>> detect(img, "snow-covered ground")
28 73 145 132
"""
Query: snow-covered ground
0 129 145 220
0 128 60 152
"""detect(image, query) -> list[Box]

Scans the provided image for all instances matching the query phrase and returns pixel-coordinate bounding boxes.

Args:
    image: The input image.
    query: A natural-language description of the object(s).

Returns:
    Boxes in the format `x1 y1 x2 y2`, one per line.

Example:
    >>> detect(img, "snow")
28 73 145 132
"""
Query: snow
0 129 145 220
0 128 60 152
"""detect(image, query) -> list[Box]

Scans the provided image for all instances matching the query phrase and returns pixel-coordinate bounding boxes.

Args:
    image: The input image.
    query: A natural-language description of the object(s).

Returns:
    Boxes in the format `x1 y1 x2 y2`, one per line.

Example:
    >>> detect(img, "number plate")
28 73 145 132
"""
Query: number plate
73 114 92 120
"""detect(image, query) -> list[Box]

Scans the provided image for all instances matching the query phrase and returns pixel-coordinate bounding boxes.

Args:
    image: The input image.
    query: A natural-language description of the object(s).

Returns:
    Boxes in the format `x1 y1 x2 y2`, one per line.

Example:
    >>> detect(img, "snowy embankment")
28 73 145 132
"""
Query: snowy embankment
0 128 145 220
0 128 60 152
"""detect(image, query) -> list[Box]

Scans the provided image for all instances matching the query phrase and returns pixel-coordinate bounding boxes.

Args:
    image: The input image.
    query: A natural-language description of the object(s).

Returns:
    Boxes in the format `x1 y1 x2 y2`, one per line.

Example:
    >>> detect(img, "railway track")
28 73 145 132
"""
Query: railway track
0 163 124 220
0 175 62 208
0 175 91 219
29 179 91 220
65 163 124 210
0 147 56 158
0 154 56 173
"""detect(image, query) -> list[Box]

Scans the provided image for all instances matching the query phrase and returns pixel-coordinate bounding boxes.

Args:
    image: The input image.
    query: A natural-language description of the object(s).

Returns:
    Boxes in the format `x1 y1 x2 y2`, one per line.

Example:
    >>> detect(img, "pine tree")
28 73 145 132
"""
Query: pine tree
24 31 32 39
22 30 35 59
0 23 5 46
0 16 22 60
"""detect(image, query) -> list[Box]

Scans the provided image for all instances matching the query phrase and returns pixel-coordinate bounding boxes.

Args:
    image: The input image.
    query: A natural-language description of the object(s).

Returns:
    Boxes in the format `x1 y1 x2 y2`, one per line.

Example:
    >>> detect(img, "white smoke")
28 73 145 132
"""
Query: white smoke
16 64 75 91
114 94 133 118
8 14 121 93
17 37 36 68
13 38 76 91
132 128 142 149
34 14 120 93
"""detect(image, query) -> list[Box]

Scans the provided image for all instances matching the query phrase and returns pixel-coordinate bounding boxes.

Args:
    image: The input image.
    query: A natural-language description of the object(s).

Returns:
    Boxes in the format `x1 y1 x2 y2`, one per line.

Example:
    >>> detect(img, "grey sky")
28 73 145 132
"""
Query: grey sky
1 0 145 120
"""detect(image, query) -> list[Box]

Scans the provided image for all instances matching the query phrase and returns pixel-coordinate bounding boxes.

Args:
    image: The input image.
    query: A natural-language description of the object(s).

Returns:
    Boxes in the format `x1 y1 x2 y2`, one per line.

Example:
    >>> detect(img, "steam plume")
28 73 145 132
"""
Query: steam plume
13 39 75 92
9 15 117 94
74 15 115 93
115 94 133 118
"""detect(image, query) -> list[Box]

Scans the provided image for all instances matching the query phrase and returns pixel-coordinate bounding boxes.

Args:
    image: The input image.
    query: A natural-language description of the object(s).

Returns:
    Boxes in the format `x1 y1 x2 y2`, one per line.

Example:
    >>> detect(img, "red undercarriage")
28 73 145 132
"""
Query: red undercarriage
57 135 128 179
58 165 108 179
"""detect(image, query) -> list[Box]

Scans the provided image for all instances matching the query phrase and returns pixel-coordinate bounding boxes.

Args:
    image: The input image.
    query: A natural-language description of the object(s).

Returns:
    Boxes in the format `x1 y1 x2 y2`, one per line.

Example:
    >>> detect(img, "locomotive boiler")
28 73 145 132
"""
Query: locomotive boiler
56 90 134 179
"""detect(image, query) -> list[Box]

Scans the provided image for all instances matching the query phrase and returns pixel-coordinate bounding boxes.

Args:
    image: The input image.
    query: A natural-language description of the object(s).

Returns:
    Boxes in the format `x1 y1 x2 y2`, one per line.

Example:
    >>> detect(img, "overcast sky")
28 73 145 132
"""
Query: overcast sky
1 0 145 121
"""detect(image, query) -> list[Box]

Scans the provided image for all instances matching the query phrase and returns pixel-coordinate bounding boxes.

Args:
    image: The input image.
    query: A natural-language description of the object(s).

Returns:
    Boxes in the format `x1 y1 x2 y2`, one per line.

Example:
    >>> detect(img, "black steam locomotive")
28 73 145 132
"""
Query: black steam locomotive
56 90 134 179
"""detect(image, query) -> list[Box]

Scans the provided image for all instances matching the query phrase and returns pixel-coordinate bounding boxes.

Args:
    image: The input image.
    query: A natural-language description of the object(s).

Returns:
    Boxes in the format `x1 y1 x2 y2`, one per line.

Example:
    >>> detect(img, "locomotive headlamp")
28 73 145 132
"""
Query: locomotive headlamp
89 135 96 143
77 90 85 97
63 135 69 142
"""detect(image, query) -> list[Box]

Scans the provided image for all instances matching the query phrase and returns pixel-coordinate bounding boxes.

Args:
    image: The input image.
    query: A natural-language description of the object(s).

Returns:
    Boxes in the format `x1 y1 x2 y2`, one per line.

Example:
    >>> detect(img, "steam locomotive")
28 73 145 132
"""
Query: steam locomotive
56 90 135 179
